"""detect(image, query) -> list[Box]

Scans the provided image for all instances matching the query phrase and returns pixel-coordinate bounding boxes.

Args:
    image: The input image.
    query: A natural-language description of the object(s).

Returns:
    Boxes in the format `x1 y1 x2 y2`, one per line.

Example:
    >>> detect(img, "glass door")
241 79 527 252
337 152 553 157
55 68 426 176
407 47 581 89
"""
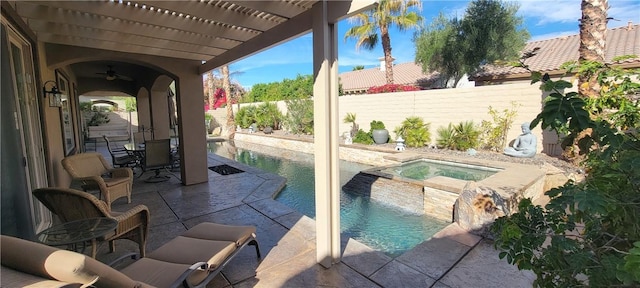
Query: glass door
4 21 51 232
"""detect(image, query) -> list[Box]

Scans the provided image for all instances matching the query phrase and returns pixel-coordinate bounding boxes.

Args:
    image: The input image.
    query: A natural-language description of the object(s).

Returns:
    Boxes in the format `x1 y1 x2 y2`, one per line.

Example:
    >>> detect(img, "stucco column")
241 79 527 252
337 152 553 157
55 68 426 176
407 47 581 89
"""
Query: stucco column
149 89 170 139
136 90 151 132
176 75 208 185
312 0 341 268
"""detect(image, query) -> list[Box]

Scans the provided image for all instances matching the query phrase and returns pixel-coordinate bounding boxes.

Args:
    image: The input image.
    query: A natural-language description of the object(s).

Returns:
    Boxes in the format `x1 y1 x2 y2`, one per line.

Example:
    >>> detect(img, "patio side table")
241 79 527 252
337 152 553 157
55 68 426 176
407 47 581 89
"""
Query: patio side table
36 217 118 258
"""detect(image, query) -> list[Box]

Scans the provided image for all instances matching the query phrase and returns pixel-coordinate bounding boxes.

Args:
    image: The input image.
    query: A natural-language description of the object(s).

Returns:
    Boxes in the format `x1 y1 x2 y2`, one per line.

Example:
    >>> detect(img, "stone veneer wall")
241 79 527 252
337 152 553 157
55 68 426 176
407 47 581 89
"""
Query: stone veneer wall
424 187 459 221
234 133 399 167
342 173 425 214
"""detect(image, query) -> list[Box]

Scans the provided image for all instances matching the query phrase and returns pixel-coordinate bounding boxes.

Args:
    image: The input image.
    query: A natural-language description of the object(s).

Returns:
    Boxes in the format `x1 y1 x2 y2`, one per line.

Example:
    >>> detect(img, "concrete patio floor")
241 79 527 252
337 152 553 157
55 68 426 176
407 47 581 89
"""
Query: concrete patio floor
90 141 535 287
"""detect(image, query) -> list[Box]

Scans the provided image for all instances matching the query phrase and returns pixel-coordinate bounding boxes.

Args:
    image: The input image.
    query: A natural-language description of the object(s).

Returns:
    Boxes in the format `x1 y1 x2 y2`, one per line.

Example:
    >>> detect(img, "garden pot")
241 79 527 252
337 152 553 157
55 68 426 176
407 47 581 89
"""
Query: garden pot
372 129 389 144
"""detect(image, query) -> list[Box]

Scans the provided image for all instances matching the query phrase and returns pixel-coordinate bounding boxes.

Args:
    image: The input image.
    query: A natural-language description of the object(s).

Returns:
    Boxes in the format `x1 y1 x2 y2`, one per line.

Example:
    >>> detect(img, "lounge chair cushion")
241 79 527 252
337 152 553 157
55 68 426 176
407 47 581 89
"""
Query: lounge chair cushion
181 222 256 246
147 236 236 269
0 236 98 286
1 265 85 288
119 257 208 287
0 236 145 288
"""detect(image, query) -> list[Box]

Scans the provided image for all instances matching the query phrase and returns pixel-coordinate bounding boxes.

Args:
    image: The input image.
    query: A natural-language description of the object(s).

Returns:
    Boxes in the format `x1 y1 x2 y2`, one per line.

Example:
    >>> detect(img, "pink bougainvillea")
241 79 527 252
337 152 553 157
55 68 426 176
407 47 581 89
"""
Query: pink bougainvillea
212 88 226 109
366 84 420 94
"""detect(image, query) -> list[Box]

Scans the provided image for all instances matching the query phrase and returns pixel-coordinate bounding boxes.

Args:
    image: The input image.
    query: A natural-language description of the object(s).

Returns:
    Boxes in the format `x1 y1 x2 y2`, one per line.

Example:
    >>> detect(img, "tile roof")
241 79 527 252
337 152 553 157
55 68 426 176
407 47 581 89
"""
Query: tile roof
473 24 640 80
339 62 439 92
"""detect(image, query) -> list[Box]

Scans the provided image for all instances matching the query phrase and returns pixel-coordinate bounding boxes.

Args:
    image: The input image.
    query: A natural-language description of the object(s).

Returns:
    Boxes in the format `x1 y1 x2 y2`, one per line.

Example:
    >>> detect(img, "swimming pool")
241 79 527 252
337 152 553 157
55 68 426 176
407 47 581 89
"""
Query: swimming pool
379 159 501 181
208 141 449 257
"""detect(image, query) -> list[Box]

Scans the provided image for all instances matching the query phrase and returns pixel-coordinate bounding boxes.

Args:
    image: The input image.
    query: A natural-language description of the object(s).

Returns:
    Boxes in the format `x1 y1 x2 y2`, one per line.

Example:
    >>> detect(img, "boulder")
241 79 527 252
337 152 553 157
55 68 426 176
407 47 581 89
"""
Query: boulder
454 182 508 237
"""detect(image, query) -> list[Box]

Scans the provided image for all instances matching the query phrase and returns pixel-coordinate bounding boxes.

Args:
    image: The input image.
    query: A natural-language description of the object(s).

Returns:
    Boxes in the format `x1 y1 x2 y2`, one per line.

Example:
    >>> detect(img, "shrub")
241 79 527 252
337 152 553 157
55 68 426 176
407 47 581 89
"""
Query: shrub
87 110 110 126
352 129 373 144
370 120 386 130
366 84 420 94
394 116 431 147
491 59 640 287
436 121 480 150
254 102 283 130
282 98 314 135
343 112 358 137
236 105 258 128
480 103 519 152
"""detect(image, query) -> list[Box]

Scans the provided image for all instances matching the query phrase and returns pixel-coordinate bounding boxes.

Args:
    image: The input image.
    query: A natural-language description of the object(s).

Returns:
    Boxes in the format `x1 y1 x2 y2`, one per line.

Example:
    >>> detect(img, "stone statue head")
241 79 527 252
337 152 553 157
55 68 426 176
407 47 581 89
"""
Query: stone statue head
521 122 531 134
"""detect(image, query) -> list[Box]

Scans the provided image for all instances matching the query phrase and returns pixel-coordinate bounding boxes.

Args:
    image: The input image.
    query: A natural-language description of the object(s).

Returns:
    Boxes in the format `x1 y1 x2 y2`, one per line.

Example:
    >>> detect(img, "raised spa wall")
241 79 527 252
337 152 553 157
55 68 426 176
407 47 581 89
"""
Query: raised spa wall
232 132 563 233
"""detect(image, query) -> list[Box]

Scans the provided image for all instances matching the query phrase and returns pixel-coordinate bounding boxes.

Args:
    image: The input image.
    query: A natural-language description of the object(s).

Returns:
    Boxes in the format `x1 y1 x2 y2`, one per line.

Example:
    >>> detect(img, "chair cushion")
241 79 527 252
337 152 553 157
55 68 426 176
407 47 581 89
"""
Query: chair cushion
147 236 236 269
120 257 207 288
181 222 256 246
103 176 131 187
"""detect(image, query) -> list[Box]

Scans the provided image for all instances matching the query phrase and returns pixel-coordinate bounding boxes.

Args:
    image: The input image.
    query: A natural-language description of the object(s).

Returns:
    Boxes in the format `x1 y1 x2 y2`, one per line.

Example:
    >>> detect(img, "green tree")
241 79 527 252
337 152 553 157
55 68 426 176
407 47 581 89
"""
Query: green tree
414 13 464 87
352 65 365 71
344 0 422 84
244 74 312 103
414 0 529 86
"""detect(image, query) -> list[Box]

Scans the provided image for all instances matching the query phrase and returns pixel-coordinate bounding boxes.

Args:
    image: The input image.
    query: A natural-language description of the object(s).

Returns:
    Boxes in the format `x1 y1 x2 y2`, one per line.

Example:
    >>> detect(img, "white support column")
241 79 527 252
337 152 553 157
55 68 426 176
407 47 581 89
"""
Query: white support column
312 0 341 268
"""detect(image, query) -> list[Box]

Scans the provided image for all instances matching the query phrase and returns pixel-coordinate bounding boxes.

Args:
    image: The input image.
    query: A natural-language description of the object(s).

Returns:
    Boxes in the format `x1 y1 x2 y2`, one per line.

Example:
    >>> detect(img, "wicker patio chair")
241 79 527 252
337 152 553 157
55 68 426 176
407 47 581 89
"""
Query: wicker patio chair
61 152 133 209
32 187 149 258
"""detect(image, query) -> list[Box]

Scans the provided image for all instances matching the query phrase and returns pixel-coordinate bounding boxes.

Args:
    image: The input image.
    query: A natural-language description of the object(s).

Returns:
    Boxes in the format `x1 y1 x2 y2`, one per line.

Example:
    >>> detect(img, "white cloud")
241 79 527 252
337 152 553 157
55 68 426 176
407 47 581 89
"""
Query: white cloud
516 1 580 25
516 0 639 26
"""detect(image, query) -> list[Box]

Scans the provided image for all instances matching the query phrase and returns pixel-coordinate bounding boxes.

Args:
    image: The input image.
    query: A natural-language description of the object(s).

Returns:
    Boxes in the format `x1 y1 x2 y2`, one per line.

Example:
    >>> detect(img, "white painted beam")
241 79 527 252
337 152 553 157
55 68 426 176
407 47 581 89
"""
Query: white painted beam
312 0 341 268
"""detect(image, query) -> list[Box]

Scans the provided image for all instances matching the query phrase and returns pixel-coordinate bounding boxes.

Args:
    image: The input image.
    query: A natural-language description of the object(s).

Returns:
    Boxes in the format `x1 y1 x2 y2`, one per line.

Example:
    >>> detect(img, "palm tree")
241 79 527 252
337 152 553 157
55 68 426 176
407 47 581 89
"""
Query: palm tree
222 65 236 139
578 0 608 98
344 0 422 84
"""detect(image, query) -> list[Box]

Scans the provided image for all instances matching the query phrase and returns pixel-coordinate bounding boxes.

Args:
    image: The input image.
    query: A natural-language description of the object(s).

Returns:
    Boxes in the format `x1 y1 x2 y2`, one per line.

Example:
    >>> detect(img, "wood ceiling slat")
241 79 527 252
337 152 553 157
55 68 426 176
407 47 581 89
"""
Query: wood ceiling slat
200 8 312 73
28 21 226 57
38 33 211 61
15 2 241 50
230 1 313 18
24 1 258 42
151 1 283 32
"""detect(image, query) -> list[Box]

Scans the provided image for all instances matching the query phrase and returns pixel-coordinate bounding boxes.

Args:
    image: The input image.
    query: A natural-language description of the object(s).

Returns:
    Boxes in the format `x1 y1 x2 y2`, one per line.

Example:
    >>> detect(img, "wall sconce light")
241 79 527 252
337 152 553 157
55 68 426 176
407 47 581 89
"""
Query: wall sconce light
43 80 61 107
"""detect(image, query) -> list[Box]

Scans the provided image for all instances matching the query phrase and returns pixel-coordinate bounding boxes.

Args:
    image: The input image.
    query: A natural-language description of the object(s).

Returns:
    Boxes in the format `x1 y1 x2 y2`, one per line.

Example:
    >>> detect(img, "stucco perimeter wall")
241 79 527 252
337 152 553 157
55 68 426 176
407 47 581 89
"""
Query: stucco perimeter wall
338 82 549 154
212 82 562 156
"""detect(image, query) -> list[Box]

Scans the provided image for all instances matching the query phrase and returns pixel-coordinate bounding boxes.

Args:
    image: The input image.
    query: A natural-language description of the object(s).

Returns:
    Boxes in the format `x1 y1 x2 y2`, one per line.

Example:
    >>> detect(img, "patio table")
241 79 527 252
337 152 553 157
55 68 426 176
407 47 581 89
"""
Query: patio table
36 217 118 258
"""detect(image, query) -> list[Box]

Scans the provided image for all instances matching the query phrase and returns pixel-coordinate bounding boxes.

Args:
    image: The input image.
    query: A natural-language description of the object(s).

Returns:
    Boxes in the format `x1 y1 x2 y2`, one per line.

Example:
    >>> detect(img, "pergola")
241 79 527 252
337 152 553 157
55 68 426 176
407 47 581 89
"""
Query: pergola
2 0 376 267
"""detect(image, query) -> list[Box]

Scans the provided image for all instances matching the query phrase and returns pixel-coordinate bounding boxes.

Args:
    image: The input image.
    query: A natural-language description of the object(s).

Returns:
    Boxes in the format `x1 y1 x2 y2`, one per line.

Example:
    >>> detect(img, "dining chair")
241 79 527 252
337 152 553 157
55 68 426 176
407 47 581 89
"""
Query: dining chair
141 139 173 182
103 135 137 168
132 130 152 144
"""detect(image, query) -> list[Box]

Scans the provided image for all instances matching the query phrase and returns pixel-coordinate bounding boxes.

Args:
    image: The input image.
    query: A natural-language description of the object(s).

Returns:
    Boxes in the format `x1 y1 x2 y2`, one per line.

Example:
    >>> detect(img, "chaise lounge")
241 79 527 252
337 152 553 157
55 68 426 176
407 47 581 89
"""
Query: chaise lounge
1 221 261 287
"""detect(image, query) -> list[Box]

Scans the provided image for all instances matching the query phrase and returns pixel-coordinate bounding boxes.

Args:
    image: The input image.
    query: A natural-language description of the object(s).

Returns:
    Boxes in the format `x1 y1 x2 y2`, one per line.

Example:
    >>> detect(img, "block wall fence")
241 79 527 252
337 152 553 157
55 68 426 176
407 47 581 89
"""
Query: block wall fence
209 82 564 156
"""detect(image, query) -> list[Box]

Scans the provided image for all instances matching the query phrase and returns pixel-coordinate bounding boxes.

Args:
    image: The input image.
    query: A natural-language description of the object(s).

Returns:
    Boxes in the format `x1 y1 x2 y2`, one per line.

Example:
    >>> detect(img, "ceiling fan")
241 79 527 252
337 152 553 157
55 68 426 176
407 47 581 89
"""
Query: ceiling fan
96 65 133 81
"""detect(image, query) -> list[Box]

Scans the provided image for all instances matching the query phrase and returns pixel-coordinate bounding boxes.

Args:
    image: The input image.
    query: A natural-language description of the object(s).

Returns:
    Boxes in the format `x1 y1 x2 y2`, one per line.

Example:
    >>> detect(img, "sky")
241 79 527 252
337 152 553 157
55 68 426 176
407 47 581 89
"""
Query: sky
224 0 640 89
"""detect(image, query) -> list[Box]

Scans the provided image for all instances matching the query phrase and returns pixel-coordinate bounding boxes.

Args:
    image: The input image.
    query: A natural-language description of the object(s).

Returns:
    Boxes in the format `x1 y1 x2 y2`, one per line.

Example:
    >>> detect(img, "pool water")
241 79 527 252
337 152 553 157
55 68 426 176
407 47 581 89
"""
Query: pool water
380 159 500 181
209 141 450 257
